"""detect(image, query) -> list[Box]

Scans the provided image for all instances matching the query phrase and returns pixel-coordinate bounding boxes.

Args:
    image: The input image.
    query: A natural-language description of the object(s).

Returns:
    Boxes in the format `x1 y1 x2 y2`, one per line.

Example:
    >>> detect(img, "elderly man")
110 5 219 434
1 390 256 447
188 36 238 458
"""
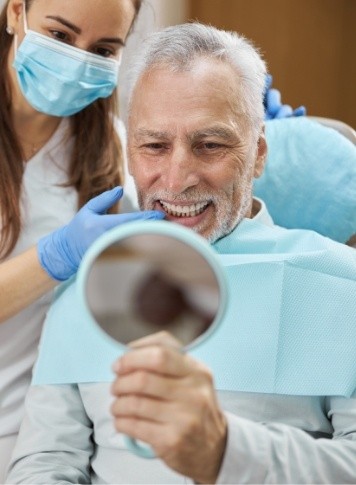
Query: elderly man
7 23 356 484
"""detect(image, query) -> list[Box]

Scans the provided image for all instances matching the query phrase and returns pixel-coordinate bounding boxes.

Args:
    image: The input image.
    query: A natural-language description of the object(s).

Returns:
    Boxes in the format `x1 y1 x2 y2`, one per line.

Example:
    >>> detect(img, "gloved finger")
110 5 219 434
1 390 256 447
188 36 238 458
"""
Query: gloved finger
99 210 165 230
86 187 124 214
265 89 282 116
293 106 306 117
275 104 293 118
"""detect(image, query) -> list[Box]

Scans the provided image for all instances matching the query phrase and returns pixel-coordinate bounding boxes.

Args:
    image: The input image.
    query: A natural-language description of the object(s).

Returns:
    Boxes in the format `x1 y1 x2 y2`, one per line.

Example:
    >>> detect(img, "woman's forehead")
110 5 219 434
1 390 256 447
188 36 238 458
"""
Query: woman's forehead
27 0 136 34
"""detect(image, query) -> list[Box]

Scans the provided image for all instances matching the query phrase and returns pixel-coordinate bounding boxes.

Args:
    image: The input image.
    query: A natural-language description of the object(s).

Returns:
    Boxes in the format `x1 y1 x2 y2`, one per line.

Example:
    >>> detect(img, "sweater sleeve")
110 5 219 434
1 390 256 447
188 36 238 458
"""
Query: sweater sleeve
217 395 356 484
6 385 93 484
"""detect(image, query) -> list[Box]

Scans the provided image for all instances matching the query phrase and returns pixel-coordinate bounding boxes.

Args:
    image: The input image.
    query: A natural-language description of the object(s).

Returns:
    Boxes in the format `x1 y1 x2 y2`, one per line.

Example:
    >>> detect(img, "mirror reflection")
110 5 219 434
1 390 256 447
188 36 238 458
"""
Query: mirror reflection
86 233 221 347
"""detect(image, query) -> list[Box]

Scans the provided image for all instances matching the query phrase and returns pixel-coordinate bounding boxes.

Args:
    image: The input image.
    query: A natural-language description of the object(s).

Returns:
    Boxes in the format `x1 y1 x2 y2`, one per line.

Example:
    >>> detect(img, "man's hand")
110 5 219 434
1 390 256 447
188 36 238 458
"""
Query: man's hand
111 332 227 484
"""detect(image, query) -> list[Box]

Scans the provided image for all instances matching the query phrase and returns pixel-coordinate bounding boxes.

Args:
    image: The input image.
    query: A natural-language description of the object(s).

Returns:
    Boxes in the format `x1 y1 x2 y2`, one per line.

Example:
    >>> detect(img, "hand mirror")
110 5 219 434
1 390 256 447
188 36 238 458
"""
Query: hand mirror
77 220 227 458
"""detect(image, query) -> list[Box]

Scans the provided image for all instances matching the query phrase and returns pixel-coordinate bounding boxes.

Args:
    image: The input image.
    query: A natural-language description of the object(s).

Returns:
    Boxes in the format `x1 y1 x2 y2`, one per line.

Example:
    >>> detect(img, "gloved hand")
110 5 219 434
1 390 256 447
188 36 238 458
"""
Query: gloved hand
38 186 165 281
264 74 306 120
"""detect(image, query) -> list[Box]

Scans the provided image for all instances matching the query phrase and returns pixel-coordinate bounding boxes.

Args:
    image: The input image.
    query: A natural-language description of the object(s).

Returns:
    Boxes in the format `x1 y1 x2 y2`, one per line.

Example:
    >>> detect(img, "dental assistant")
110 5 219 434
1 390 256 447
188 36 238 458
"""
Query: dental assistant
0 0 169 479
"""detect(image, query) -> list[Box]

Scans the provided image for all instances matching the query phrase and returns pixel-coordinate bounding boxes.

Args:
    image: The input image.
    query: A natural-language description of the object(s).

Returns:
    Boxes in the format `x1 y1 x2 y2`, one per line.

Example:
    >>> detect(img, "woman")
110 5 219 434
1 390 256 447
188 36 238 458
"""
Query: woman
0 0 166 478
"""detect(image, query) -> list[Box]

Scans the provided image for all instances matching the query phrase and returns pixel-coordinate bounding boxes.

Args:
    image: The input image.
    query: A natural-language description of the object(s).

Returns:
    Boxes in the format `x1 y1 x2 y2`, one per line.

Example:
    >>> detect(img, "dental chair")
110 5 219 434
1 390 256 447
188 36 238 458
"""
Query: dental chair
308 117 356 146
254 117 356 245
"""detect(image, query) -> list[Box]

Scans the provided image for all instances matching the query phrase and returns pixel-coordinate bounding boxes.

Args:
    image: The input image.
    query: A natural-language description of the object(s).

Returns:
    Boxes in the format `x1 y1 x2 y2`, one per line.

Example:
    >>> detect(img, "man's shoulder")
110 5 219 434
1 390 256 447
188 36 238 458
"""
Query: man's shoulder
218 217 355 257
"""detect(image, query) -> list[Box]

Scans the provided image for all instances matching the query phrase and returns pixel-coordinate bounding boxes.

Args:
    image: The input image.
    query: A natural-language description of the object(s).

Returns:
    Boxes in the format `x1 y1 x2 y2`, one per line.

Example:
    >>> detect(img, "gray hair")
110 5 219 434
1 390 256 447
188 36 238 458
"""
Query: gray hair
126 22 267 131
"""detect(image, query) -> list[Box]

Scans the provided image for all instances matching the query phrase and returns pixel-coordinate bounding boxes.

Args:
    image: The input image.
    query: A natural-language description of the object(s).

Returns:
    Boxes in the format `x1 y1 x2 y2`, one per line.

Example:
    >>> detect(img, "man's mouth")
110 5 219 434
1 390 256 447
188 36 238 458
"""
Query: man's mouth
159 200 209 218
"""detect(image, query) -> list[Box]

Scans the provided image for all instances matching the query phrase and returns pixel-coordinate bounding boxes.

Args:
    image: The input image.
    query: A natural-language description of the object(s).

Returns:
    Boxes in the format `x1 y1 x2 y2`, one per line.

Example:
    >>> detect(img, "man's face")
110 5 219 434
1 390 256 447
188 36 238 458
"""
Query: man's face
128 58 267 242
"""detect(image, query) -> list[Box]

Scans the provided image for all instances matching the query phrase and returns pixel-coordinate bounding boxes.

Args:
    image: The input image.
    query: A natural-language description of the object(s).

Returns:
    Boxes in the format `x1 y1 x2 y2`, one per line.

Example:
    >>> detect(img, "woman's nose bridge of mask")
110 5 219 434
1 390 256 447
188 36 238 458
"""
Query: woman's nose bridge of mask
164 143 200 192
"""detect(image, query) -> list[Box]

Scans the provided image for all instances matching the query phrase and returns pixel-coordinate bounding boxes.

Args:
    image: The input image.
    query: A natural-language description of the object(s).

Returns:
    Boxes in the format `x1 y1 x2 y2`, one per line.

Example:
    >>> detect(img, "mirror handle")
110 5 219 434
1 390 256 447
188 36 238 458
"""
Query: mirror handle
124 435 156 459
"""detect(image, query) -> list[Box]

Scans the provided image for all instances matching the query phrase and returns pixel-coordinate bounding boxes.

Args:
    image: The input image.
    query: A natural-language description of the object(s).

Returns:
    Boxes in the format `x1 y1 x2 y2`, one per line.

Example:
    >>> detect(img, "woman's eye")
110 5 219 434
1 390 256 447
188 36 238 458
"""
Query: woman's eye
50 30 69 42
95 47 115 58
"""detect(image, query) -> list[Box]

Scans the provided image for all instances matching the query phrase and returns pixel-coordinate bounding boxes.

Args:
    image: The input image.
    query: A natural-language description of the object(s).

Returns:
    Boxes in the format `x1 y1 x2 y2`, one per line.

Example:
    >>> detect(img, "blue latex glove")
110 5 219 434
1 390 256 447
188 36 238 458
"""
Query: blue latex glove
264 74 306 120
38 187 165 281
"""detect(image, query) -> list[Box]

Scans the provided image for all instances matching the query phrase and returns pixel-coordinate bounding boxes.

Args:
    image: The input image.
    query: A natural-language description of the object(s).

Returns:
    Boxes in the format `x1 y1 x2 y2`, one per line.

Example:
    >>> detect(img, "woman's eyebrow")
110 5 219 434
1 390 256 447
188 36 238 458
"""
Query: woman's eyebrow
46 15 82 34
97 37 125 46
45 16 125 46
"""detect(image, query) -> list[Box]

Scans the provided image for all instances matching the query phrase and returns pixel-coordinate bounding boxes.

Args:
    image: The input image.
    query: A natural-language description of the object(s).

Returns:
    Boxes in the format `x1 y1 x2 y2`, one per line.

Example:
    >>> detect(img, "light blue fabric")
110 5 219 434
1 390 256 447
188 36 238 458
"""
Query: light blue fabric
255 118 356 243
13 30 119 117
32 219 356 397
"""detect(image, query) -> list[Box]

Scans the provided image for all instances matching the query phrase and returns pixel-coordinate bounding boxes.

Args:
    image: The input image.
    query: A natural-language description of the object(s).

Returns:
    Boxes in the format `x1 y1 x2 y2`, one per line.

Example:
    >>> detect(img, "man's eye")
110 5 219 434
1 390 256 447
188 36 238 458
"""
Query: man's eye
198 142 223 151
144 143 165 150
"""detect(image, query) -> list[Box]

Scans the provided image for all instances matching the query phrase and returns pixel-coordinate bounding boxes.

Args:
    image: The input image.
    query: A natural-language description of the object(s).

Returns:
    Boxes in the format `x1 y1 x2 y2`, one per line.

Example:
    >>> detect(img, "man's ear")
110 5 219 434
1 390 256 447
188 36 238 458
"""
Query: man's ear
254 125 267 179
7 0 25 35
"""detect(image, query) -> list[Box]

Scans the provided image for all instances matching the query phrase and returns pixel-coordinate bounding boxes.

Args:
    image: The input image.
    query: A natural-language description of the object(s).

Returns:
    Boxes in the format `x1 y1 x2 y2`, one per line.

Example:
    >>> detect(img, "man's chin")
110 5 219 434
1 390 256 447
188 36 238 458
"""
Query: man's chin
187 222 232 244
203 216 241 244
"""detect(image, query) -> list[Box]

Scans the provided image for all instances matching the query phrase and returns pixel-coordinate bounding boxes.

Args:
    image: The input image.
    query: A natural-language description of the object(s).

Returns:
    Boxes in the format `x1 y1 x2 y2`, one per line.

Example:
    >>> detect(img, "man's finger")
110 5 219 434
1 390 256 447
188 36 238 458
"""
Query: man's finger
128 331 183 351
111 394 176 423
114 344 193 378
111 369 180 400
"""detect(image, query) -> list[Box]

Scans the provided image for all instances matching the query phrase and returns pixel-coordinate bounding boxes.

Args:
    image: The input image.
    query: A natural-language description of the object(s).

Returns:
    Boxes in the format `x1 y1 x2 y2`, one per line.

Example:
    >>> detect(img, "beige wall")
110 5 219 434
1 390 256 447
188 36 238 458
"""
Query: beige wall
188 0 356 128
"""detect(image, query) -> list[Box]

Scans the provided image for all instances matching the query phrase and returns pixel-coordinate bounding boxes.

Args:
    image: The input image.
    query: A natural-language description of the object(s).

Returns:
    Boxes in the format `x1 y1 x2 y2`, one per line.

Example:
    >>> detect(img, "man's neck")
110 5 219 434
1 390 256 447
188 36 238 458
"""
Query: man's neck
251 198 261 218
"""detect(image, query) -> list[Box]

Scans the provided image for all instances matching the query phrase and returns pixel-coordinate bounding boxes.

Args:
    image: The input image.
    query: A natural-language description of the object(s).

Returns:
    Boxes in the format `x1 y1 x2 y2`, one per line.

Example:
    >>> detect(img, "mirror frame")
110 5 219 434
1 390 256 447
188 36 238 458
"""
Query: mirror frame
77 220 228 351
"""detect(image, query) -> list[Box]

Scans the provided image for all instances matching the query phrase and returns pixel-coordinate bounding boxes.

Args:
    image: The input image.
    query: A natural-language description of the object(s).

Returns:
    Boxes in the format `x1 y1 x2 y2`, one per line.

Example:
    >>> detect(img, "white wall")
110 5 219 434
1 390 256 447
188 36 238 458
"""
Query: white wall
142 0 188 27
120 0 188 117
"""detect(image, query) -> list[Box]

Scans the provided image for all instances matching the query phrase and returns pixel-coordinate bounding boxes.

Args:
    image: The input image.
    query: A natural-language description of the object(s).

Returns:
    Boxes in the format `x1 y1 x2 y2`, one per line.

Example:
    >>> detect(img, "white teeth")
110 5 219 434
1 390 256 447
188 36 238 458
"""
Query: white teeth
160 200 209 217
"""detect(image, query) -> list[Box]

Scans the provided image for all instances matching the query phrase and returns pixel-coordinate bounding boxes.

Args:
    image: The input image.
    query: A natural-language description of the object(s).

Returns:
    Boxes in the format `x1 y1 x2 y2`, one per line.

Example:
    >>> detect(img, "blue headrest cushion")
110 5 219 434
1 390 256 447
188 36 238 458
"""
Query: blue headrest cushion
254 118 356 242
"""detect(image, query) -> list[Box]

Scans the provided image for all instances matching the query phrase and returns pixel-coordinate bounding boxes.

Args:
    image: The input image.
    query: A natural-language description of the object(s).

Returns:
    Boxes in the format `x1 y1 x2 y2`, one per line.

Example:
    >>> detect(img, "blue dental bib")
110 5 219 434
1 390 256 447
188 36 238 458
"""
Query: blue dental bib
33 219 356 397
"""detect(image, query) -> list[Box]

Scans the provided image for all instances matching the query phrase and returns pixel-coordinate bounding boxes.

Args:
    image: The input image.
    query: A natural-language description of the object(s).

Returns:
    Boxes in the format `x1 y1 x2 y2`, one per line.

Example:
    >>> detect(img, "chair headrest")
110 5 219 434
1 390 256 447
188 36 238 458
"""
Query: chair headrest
254 118 356 243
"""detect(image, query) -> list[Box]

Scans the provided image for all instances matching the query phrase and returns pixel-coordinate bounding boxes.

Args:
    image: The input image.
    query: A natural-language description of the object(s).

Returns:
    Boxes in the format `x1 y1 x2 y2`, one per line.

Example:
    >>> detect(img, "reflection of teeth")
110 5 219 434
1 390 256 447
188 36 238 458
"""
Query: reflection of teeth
160 200 209 217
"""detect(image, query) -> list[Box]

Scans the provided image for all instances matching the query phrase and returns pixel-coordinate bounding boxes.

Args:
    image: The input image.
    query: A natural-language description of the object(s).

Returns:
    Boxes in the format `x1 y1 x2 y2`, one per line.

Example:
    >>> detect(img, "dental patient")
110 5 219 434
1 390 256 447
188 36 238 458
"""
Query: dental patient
7 23 356 484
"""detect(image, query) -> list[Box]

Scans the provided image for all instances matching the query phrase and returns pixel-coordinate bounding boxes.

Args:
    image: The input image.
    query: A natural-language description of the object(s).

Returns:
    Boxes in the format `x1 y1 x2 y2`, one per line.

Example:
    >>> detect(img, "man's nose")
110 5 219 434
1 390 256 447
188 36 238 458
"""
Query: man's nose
164 147 199 194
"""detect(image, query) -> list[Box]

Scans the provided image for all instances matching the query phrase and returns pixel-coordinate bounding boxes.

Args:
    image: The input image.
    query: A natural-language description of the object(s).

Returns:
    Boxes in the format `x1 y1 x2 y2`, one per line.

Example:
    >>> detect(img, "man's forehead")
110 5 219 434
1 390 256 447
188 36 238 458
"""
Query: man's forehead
132 59 242 104
131 123 243 141
128 60 249 139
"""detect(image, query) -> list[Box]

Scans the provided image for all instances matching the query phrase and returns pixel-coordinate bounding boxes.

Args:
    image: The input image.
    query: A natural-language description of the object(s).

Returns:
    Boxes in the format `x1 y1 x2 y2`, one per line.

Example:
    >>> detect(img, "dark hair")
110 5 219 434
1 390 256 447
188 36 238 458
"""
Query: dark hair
0 0 142 259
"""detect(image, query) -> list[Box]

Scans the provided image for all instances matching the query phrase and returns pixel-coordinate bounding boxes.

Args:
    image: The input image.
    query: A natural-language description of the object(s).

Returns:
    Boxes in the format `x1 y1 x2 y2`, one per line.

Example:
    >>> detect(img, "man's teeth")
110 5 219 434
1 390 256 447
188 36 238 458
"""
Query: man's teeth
160 200 209 217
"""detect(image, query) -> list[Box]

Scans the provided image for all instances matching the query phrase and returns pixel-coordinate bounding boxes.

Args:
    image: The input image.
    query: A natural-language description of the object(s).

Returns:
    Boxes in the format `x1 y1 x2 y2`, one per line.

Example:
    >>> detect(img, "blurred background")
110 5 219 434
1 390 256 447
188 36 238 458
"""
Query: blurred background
123 0 355 127
1 0 355 127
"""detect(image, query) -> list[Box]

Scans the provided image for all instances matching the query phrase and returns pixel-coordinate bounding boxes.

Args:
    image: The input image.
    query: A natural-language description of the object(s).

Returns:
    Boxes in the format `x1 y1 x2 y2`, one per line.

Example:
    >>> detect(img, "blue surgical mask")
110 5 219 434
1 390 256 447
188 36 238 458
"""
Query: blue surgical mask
13 5 120 117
